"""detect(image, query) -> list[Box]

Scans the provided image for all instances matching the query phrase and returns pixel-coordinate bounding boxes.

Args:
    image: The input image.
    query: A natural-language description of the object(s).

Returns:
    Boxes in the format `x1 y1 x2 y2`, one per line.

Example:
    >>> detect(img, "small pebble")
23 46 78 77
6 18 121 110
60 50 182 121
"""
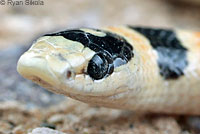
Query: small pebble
28 127 66 134
40 123 56 130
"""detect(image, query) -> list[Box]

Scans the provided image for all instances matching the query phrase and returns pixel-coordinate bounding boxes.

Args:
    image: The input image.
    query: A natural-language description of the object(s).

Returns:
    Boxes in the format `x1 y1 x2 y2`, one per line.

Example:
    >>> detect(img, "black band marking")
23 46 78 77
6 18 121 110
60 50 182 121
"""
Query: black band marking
129 26 188 79
45 29 134 80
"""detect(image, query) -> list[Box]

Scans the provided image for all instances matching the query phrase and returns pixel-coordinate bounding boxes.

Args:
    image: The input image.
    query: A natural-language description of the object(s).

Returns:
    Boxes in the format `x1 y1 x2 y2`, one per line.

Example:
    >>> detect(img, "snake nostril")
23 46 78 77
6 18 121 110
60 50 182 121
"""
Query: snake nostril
66 70 72 79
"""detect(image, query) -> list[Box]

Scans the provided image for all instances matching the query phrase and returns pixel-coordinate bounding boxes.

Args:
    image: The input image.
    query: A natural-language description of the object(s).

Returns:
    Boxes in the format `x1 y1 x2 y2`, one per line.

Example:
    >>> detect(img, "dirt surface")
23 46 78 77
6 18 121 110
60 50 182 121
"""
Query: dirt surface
1 99 200 134
0 0 200 133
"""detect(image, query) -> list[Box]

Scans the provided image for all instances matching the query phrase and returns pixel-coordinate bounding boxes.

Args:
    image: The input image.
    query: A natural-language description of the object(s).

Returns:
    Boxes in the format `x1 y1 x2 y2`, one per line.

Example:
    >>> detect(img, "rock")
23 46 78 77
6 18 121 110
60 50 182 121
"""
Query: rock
12 125 25 134
47 114 65 124
28 127 66 134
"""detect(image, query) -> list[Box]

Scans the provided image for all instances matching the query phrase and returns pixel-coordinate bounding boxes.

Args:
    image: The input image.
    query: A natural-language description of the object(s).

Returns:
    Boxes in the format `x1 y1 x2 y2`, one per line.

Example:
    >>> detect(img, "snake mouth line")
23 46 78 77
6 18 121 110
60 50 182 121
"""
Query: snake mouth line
30 76 53 89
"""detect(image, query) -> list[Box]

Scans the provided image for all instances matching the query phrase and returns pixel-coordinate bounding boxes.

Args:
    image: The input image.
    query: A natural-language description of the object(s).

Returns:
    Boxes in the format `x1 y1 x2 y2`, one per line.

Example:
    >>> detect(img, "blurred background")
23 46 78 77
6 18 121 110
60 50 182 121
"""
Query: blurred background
1 0 200 49
0 0 200 107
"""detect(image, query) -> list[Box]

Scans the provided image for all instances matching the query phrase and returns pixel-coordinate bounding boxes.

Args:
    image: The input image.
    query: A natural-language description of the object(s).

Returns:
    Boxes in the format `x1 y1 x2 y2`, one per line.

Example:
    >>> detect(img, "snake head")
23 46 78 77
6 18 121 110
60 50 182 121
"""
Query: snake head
17 28 135 104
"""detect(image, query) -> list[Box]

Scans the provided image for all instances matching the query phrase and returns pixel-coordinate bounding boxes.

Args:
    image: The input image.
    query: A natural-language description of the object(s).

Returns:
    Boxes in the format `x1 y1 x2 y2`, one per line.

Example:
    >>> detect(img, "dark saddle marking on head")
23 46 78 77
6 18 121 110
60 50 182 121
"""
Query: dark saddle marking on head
45 29 134 80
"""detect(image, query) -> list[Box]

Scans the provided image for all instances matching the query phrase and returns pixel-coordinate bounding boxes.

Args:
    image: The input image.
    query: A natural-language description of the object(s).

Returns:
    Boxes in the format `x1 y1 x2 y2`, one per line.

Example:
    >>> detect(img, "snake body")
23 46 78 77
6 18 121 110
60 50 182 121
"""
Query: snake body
17 26 200 115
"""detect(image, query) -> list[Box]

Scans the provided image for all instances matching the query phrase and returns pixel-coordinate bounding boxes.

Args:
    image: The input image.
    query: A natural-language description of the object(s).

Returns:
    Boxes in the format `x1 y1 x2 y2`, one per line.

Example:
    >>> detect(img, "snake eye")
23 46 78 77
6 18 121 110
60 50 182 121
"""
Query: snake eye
87 53 113 80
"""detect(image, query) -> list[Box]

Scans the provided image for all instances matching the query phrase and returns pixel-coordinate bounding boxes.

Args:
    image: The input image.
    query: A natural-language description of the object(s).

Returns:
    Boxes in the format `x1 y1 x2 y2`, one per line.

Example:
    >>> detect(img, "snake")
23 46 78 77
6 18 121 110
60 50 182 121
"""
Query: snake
17 26 200 115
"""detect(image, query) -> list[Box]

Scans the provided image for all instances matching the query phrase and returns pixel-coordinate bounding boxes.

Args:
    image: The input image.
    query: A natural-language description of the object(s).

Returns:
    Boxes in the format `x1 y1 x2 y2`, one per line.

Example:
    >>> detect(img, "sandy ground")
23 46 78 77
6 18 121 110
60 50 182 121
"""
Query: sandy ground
0 0 200 133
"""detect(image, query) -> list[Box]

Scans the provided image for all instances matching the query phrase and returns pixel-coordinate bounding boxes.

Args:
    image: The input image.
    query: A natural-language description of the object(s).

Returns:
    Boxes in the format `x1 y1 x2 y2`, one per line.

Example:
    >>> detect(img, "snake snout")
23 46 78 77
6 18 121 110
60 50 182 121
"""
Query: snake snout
17 52 61 89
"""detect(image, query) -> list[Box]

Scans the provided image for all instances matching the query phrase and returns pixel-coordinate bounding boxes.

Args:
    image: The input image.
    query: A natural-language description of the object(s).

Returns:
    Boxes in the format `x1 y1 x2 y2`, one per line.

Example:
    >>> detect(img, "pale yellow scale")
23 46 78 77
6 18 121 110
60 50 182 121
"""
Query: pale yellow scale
17 26 200 115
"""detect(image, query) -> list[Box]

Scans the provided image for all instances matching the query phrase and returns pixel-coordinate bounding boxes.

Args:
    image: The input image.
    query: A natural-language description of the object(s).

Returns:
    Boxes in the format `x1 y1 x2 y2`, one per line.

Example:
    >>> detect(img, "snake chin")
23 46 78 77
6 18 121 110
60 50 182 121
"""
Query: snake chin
66 90 130 109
